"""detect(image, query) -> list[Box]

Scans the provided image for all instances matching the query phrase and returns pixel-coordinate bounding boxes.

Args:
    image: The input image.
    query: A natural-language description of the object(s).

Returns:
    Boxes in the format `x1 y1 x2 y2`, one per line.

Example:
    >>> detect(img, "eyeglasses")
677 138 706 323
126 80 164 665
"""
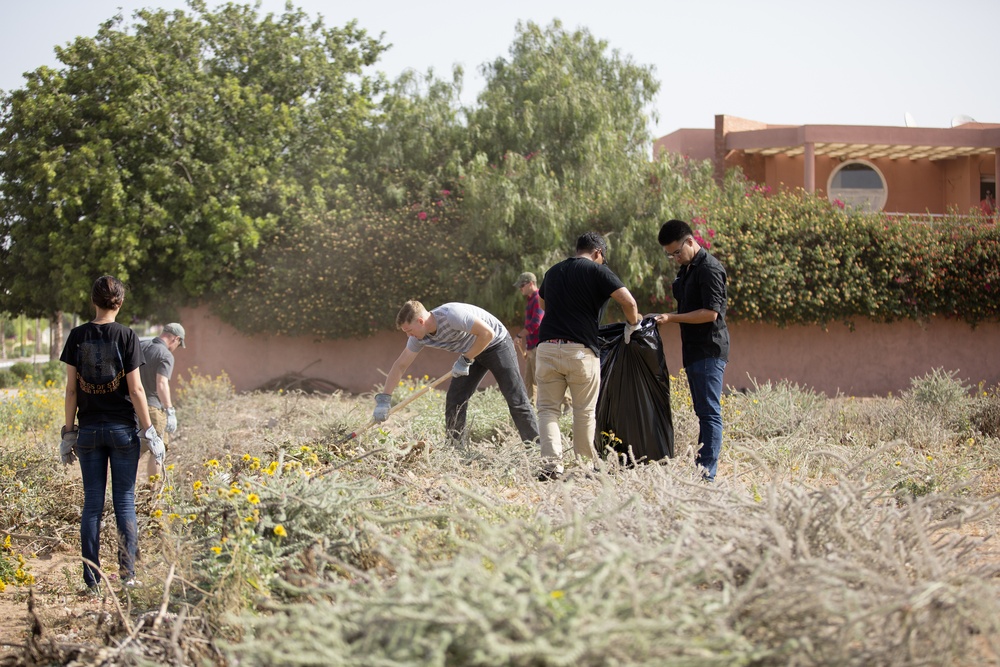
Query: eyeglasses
664 236 691 258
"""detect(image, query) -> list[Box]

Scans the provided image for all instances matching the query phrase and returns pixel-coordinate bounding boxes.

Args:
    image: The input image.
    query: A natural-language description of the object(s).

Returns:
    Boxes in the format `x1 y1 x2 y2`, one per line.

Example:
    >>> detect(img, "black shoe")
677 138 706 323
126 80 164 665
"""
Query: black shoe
536 469 562 482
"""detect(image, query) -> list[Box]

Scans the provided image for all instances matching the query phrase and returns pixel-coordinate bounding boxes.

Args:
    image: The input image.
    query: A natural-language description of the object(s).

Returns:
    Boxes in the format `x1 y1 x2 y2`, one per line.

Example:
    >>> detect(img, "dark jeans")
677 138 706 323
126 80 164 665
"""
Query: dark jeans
686 357 726 481
76 422 141 586
446 336 539 444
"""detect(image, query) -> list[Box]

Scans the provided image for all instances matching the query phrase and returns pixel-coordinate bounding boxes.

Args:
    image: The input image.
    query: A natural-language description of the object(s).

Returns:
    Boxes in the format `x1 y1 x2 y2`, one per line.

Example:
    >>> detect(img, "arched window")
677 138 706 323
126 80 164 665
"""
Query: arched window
827 160 887 211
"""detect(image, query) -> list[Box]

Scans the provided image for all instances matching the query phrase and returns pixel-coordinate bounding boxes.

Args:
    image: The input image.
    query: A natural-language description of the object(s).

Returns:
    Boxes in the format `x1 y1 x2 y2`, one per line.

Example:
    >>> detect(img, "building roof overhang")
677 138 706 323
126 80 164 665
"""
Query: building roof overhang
727 124 1000 161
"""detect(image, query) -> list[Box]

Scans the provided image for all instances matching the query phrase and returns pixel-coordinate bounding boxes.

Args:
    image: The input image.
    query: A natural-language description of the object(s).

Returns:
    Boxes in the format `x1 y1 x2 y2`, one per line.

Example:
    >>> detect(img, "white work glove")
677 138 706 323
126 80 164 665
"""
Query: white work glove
165 407 178 434
60 426 78 465
373 393 392 422
623 321 641 344
140 425 166 465
452 355 473 378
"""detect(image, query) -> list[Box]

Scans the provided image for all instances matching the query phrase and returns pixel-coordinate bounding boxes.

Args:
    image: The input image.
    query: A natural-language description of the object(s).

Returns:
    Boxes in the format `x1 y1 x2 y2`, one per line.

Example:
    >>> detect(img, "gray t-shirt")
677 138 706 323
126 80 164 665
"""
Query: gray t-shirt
405 303 509 355
139 337 174 410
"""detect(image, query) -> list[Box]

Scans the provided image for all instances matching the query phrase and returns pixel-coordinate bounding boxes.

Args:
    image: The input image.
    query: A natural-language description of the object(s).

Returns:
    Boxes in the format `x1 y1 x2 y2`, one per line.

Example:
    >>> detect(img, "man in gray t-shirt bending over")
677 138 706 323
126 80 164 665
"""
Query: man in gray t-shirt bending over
374 300 539 445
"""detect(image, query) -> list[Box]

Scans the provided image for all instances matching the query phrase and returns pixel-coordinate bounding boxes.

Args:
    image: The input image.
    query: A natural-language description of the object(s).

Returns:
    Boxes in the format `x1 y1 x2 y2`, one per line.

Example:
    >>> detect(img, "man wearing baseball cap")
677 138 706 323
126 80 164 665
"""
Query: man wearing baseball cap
138 323 186 480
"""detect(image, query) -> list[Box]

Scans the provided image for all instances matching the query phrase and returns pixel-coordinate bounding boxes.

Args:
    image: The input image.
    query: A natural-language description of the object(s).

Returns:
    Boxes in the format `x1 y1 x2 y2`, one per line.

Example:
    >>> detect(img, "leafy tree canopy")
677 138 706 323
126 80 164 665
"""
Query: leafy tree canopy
0 0 385 320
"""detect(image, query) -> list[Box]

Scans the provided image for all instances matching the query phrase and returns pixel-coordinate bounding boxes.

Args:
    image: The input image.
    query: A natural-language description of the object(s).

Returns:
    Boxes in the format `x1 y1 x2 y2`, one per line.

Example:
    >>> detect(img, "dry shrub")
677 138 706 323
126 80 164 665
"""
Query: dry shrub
6 376 1000 666
224 447 1000 666
971 385 1000 438
726 377 829 440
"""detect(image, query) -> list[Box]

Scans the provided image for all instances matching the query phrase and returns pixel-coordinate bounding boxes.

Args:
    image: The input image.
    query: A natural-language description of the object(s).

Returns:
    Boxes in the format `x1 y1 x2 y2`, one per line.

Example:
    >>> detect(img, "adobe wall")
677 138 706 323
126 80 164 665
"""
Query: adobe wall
175 306 1000 398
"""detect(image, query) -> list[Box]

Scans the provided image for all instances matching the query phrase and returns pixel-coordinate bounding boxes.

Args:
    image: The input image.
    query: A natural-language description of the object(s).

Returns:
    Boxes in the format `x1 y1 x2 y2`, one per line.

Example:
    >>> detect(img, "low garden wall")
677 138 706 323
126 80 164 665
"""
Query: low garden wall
176 306 1000 397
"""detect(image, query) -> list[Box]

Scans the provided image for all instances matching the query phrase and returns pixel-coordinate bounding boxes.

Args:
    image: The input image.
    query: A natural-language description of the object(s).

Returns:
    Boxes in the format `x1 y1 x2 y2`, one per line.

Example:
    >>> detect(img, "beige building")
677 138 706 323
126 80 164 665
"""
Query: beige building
655 115 1000 218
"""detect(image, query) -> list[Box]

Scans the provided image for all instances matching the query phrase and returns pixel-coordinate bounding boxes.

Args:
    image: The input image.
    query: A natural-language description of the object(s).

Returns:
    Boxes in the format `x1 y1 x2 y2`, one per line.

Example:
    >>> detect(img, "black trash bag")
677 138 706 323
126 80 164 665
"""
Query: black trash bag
595 318 674 464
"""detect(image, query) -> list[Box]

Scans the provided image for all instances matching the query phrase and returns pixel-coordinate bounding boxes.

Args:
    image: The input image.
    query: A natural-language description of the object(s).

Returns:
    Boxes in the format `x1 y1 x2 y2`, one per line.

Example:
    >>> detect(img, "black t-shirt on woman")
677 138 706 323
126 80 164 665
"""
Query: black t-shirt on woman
60 322 144 428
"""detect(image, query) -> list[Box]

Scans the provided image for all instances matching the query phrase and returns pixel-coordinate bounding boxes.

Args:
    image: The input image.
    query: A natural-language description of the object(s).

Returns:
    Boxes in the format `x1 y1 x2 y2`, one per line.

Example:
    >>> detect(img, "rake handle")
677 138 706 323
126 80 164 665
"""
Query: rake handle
339 373 450 444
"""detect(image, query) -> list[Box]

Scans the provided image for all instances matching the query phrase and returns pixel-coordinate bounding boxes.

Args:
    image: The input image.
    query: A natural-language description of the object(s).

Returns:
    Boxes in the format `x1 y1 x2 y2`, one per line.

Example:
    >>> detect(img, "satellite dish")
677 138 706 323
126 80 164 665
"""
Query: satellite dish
951 114 976 127
903 112 917 127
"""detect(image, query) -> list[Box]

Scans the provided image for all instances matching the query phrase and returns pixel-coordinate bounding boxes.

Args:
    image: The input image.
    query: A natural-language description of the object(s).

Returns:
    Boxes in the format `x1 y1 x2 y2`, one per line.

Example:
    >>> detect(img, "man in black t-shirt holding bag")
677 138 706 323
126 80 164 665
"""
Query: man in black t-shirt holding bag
534 232 640 481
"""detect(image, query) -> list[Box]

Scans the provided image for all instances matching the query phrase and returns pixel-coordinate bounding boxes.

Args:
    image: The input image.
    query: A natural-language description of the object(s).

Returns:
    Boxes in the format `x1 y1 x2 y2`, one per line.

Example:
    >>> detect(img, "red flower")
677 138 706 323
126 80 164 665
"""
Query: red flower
417 211 427 221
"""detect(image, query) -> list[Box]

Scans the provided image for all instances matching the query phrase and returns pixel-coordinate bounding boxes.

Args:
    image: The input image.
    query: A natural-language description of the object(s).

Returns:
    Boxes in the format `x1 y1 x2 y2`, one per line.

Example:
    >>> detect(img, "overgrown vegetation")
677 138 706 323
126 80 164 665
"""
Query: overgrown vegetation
7 6 995 339
1 368 999 666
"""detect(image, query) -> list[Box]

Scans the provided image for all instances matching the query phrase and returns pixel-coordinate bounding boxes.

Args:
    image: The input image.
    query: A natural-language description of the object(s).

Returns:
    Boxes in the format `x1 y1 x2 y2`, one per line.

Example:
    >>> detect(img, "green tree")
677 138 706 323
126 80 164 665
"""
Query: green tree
353 67 470 206
458 20 664 321
0 1 385 327
469 20 658 180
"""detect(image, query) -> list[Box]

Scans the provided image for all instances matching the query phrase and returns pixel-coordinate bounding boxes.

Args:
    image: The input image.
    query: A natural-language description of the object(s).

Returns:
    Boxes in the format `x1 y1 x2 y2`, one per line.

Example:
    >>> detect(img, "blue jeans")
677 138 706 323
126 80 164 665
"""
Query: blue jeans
76 422 141 586
446 336 539 444
685 357 726 480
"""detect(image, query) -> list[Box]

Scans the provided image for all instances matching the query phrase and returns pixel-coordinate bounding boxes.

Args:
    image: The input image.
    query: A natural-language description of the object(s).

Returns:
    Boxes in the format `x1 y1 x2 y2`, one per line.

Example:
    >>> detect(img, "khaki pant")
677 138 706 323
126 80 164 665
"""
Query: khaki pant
525 346 572 412
535 342 600 473
139 406 169 481
524 347 537 403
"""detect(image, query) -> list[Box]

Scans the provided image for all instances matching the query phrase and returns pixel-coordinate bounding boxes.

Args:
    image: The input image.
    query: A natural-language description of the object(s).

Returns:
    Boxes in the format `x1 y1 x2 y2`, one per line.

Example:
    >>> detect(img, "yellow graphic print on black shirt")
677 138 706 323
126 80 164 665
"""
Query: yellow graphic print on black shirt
76 339 126 395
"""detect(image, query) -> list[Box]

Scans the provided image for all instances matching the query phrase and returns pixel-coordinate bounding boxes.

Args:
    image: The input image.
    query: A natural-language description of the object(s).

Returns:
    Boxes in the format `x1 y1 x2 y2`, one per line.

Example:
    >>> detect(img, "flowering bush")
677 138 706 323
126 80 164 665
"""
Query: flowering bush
154 449 386 615
708 177 1000 326
0 534 35 591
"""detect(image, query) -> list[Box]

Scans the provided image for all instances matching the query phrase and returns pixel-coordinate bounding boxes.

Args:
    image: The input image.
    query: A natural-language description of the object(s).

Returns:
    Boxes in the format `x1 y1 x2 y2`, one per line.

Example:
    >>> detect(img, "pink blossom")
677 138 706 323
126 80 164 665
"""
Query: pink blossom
440 190 451 197
417 211 427 221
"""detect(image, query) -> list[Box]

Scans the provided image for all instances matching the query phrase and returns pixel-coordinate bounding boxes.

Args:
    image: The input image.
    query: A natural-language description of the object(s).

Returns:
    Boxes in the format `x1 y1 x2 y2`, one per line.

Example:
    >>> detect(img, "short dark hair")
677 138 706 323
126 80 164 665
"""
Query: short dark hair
91 275 125 310
658 219 693 246
576 231 608 259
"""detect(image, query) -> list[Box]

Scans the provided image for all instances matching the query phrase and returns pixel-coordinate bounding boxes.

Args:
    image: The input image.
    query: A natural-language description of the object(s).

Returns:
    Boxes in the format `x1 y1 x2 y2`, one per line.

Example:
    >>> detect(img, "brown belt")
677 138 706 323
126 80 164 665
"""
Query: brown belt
543 338 580 345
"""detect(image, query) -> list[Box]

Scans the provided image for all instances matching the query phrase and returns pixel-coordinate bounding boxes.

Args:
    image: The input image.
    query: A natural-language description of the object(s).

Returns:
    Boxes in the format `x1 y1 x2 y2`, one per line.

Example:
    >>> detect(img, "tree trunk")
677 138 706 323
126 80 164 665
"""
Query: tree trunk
49 311 63 361
0 317 5 359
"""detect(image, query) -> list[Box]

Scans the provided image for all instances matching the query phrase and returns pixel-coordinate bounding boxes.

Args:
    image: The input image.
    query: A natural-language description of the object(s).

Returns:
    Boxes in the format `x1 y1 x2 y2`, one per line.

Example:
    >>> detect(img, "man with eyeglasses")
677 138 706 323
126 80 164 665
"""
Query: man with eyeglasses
654 219 729 482
534 232 640 481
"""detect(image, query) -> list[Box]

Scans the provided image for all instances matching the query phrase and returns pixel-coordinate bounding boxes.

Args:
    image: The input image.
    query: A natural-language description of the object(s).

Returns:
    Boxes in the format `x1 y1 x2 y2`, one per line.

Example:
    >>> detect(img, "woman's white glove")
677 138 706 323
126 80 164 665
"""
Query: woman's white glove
140 425 166 464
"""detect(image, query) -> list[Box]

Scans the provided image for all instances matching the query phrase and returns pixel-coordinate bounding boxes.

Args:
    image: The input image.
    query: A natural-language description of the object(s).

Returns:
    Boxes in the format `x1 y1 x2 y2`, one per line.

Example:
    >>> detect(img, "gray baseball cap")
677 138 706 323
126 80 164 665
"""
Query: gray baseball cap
163 322 186 348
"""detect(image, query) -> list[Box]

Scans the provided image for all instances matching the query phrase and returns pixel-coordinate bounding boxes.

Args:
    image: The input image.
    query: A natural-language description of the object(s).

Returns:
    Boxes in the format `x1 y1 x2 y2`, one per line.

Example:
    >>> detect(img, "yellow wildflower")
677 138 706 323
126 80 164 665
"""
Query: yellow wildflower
273 525 287 537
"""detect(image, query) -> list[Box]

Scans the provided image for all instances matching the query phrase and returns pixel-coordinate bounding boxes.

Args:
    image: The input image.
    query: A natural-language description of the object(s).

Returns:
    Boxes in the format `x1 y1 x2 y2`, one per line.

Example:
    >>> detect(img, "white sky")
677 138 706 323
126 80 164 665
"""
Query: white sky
2 0 998 139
